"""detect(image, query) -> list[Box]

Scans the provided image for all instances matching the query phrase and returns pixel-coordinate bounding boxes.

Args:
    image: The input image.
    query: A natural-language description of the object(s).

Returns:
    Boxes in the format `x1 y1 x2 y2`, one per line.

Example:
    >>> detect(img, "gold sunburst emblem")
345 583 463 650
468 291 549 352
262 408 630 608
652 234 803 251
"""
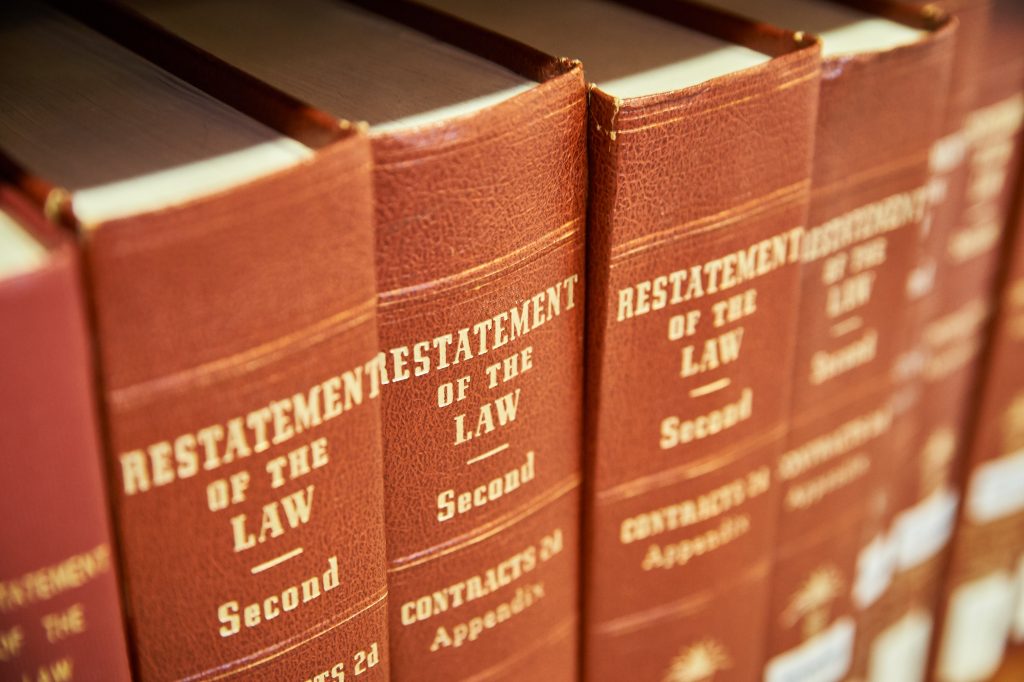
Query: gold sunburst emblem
782 565 844 640
921 426 956 493
1002 393 1024 453
663 639 732 682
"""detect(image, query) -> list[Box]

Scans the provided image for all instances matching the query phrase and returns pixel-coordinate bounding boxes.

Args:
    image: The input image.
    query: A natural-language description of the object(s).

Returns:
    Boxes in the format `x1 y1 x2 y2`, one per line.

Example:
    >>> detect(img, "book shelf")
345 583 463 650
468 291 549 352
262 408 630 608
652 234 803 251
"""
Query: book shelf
2 0 1023 680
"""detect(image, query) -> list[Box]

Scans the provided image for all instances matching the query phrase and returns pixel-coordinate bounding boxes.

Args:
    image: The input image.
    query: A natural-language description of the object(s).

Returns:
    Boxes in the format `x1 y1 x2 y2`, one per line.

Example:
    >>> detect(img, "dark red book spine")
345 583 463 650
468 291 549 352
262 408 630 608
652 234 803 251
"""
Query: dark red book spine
0 185 133 681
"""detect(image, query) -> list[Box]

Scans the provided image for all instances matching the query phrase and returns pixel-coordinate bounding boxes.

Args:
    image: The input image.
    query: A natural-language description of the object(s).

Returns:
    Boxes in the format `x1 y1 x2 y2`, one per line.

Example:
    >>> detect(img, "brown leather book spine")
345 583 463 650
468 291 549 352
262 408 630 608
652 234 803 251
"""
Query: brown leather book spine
0 186 133 681
580 7 821 680
760 6 955 681
844 2 997 678
930 3 1024 677
356 7 588 680
15 9 393 678
932 207 1024 678
63 134 388 680
854 1 1024 680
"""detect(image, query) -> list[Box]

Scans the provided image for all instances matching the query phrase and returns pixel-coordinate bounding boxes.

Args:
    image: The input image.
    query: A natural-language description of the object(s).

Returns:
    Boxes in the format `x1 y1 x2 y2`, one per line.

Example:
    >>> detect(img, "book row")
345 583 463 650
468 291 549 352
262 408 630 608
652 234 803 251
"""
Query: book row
1 0 1023 681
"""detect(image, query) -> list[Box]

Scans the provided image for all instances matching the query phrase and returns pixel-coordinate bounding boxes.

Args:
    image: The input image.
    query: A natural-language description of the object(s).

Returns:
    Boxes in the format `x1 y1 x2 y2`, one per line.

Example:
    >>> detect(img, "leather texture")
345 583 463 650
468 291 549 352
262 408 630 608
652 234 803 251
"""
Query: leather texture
931 0 1024 677
847 1 1001 679
82 133 389 681
580 4 822 679
368 32 588 678
12 7 395 679
0 186 133 681
759 4 956 676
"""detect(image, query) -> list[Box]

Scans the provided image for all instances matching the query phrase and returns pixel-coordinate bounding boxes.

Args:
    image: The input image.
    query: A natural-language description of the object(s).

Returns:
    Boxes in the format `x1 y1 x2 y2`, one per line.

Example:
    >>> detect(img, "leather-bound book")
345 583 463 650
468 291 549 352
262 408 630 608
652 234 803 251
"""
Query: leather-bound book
932 2 1024 677
870 0 1024 679
412 1 821 679
0 188 133 681
0 4 388 679
839 1 996 679
934 207 1024 679
704 2 955 679
120 0 588 678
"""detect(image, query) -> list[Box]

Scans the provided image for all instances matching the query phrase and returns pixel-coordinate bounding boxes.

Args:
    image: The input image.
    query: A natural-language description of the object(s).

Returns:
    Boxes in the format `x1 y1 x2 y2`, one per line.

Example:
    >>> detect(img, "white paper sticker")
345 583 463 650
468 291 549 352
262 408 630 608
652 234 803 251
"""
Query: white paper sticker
967 450 1024 524
764 618 855 682
854 533 898 609
937 572 1014 682
868 609 932 682
895 488 959 569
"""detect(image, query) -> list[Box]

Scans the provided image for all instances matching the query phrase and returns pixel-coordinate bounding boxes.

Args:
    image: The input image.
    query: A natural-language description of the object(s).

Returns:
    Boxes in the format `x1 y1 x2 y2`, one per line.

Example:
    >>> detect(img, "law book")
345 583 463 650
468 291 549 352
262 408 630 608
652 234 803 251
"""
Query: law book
866 0 1024 679
933 208 1024 678
830 1 998 678
117 0 589 678
0 187 133 681
415 1 821 679
0 4 389 679
700 2 955 680
931 2 1024 677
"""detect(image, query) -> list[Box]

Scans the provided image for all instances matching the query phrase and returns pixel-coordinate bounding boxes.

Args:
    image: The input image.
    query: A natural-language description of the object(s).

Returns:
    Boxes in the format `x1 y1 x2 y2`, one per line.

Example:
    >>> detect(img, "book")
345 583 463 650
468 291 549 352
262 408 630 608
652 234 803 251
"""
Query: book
120 0 589 678
859 0 1024 680
839 1 997 678
0 186 133 681
932 1 1024 677
419 0 822 678
0 4 389 679
702 2 956 679
935 193 1024 682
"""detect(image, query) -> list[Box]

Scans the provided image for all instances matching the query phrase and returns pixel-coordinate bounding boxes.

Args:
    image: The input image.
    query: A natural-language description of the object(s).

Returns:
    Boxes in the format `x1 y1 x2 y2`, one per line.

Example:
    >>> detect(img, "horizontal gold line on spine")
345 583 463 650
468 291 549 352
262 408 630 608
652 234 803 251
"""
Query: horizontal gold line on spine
181 588 388 681
775 506 865 559
378 218 582 309
829 315 864 338
462 616 577 682
609 181 807 266
591 561 770 639
388 475 580 573
596 422 787 504
810 150 929 198
689 377 731 398
250 547 303 574
789 375 892 431
467 442 509 465
612 70 819 136
108 297 377 411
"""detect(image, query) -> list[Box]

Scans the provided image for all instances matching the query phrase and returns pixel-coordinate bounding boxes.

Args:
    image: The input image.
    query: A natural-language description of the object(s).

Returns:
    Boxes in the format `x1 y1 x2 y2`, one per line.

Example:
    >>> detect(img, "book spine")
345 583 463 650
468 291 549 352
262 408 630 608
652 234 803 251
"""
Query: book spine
580 13 821 680
933 194 1024 682
0 187 133 681
845 2 996 678
369 62 588 682
763 8 955 681
932 3 1024 677
77 135 390 681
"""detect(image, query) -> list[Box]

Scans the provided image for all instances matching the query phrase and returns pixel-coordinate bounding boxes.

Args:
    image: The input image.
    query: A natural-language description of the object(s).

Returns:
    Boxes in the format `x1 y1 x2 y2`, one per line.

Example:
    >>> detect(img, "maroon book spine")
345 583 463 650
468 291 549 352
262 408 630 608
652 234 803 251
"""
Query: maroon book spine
931 2 1024 677
0 185 133 681
756 5 956 680
580 10 821 681
842 1 996 677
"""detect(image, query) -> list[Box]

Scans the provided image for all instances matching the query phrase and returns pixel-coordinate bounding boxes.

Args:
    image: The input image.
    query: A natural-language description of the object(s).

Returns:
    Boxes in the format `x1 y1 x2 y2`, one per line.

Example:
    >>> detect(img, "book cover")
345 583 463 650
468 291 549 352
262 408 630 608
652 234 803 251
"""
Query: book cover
117 0 591 677
0 185 133 682
1 6 389 678
419 0 823 678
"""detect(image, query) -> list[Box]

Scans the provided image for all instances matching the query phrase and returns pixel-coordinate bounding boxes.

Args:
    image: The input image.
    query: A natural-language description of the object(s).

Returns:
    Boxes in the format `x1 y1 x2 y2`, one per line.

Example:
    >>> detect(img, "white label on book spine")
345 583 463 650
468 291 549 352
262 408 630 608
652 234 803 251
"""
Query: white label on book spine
868 609 932 682
764 617 855 682
937 572 1014 682
854 533 897 609
967 450 1024 523
895 488 959 569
